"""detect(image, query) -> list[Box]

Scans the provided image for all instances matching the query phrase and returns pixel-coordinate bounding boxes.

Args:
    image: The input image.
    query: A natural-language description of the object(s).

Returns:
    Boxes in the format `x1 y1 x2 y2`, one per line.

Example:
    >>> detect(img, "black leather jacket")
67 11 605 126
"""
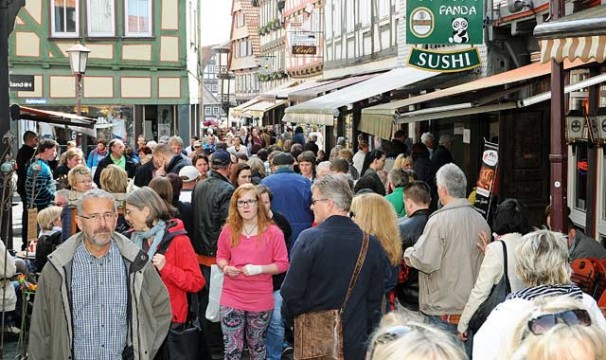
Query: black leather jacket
191 170 234 256
397 208 431 311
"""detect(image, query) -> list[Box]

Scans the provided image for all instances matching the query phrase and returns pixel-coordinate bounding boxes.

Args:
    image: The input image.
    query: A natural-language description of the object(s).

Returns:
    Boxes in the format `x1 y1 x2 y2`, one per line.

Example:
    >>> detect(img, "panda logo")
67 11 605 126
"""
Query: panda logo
449 17 469 44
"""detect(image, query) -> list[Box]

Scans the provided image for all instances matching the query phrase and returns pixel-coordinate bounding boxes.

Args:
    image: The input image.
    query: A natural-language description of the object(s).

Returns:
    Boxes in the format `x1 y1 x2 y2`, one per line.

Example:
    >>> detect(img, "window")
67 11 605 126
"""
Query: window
125 0 152 37
574 144 588 211
378 0 390 19
345 2 354 32
205 107 211 115
213 107 219 115
88 0 115 36
212 84 218 92
52 0 79 37
333 0 342 36
360 0 371 26
236 12 245 27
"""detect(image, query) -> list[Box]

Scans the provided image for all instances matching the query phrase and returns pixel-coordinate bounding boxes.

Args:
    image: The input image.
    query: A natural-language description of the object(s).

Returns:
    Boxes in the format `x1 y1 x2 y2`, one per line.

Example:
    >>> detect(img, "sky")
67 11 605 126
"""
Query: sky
201 0 233 46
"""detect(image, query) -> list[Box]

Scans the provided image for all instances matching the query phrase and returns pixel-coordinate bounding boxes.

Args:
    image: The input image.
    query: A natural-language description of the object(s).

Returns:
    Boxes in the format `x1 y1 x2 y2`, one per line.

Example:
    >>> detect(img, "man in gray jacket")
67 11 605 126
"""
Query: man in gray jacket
29 189 171 360
404 164 490 356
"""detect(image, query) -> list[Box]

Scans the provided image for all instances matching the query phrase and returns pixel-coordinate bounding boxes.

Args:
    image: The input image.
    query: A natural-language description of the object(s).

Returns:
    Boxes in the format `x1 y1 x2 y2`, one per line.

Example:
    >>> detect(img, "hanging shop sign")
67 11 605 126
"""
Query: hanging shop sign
407 0 484 45
292 45 317 55
408 47 481 72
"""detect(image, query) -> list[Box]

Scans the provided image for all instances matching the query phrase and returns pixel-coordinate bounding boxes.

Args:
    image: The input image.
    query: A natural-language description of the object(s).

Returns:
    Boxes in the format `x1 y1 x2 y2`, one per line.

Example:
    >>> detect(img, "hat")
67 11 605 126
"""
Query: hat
211 150 231 165
272 153 295 166
193 141 202 148
179 166 200 182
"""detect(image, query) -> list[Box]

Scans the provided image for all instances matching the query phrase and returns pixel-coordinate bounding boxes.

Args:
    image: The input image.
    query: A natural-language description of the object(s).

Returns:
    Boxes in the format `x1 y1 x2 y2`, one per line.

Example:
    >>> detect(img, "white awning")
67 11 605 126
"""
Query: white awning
282 67 440 126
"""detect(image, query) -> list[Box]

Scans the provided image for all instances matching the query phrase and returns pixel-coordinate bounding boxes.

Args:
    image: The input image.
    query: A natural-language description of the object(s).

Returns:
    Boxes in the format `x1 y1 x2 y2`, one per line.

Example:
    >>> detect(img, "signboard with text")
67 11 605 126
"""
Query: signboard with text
9 74 34 91
407 0 484 45
408 47 481 72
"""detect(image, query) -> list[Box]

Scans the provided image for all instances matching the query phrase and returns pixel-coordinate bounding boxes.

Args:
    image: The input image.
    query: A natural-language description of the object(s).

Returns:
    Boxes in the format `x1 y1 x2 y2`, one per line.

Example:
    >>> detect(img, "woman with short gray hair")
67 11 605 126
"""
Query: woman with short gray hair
124 187 204 358
473 229 606 360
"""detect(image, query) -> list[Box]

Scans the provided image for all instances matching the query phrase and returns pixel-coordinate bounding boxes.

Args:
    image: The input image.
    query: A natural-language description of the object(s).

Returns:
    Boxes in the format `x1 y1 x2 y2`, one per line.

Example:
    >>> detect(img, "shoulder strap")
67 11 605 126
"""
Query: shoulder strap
500 241 511 291
341 233 369 312
156 224 188 256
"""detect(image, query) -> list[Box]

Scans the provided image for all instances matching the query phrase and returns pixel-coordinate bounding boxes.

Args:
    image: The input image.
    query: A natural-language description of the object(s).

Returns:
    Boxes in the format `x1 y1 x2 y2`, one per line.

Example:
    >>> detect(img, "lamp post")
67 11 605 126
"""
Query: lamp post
66 44 91 150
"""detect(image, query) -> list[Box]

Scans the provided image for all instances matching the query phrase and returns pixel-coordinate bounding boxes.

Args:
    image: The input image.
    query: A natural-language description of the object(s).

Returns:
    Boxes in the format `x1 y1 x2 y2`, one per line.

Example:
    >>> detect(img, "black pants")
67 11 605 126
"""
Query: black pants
199 264 224 359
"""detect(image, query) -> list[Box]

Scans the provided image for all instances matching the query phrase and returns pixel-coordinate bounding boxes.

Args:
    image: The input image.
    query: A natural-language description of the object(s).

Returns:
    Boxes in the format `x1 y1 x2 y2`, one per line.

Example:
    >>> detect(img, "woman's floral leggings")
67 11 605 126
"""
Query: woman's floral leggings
220 305 272 360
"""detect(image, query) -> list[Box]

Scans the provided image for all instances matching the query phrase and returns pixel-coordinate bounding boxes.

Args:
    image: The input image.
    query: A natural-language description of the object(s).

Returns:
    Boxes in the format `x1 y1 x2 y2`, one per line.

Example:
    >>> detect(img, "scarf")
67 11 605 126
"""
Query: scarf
131 220 167 257
507 284 583 301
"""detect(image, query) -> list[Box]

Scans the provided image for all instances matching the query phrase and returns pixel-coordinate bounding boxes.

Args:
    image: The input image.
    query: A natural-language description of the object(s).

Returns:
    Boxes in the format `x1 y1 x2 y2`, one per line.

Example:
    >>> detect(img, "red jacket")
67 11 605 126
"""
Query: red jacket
159 219 205 323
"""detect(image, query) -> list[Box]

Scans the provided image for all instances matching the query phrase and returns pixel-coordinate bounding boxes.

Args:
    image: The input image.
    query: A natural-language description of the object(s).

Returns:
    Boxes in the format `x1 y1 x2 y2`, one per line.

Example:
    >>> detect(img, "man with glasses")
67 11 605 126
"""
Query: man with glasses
192 149 234 359
93 139 136 186
281 175 385 360
29 189 171 359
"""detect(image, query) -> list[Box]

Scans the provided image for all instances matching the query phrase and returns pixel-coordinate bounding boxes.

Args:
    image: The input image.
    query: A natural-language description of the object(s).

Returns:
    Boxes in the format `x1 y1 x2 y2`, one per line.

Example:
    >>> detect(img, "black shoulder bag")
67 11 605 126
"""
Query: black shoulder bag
157 226 201 360
468 240 511 333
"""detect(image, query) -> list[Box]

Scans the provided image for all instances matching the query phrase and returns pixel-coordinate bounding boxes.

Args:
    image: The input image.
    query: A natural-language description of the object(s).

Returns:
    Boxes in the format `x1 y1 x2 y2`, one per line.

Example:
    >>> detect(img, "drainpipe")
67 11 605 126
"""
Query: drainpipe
549 0 566 232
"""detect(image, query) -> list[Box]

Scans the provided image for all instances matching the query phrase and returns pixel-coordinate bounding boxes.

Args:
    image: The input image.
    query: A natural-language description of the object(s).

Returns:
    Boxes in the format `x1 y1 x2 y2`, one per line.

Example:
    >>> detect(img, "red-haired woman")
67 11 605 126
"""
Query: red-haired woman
216 183 289 360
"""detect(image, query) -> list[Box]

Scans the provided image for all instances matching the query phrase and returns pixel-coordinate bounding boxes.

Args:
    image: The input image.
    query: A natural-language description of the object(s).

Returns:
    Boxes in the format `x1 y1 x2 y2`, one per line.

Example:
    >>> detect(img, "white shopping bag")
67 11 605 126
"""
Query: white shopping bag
205 264 224 322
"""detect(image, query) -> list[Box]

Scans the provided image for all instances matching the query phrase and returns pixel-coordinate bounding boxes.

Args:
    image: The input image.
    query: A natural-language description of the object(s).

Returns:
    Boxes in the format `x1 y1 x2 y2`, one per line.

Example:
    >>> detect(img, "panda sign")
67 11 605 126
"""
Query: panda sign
407 0 483 45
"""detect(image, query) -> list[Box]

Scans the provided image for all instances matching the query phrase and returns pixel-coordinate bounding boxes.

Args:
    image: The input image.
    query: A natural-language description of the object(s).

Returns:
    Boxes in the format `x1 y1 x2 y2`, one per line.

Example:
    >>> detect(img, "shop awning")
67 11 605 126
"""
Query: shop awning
262 80 320 99
534 6 606 63
282 68 440 126
229 98 264 118
248 99 288 118
394 70 606 124
288 74 378 103
11 104 98 137
360 59 589 138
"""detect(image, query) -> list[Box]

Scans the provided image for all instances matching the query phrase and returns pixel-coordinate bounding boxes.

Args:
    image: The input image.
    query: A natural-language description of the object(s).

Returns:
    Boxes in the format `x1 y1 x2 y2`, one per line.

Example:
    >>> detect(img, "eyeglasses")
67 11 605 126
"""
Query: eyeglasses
527 309 592 336
78 212 117 222
369 325 414 358
236 199 258 207
311 198 330 205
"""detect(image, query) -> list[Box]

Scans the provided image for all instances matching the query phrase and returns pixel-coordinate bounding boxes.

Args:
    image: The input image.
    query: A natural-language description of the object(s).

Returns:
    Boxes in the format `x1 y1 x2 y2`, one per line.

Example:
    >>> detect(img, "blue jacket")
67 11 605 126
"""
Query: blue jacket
281 215 385 360
260 168 313 244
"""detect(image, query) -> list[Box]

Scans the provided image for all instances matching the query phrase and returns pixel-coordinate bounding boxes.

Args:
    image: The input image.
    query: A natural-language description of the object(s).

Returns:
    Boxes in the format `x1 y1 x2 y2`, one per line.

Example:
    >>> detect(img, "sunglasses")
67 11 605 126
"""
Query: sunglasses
527 309 591 336
369 325 414 358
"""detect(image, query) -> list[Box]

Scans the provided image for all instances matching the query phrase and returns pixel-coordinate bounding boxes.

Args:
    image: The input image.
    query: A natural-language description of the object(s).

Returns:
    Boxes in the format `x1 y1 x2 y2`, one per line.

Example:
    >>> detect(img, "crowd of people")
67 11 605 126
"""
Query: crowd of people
8 125 606 360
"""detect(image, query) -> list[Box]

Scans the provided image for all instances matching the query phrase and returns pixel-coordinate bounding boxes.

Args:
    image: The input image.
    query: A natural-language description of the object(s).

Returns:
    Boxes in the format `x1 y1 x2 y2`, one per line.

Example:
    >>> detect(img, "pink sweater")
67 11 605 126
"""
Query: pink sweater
216 224 289 312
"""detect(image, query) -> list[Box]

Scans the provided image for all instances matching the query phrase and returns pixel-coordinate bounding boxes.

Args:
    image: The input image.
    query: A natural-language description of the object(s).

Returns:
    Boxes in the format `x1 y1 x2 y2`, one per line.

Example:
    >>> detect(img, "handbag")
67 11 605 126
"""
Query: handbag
294 233 369 360
163 292 201 360
206 264 224 322
468 240 511 333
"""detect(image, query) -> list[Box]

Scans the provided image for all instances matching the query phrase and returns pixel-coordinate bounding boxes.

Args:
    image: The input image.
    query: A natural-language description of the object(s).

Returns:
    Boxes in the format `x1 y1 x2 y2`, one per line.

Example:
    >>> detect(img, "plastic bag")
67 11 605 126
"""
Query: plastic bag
205 264 224 322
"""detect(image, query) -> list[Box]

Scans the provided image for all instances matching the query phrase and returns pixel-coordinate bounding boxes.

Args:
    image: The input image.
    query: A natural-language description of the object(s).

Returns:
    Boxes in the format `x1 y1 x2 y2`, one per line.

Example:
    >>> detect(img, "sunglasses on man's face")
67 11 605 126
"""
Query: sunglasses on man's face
527 309 591 336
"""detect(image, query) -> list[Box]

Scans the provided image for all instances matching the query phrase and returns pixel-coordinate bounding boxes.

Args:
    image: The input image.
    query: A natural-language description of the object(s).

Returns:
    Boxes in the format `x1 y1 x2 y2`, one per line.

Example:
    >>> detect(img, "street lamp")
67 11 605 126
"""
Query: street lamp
66 44 91 148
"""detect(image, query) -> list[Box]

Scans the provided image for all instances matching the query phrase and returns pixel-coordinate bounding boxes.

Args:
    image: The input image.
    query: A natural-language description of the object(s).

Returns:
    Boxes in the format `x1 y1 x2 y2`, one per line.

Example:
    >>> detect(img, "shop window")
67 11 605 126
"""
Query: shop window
125 0 152 37
52 0 79 37
574 145 588 211
88 0 115 37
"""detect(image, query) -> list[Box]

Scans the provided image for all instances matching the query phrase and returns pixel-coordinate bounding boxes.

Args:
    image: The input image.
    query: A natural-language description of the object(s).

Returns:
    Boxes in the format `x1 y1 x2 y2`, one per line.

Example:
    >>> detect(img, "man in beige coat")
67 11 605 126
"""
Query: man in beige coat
404 163 490 355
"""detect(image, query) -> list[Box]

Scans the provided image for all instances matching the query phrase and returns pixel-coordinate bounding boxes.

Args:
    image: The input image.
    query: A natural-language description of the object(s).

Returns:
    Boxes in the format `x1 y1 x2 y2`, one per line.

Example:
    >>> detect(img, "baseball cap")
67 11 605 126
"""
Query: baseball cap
211 150 231 165
193 141 202 148
179 166 200 182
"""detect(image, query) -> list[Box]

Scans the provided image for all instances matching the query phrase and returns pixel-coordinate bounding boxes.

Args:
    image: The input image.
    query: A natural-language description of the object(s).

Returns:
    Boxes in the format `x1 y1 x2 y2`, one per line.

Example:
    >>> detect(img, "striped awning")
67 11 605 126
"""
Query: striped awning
535 5 606 63
538 36 606 63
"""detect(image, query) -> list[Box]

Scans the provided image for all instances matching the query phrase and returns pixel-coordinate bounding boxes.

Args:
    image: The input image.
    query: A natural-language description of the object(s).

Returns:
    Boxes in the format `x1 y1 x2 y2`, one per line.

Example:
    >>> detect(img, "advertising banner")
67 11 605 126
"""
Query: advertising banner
473 140 498 219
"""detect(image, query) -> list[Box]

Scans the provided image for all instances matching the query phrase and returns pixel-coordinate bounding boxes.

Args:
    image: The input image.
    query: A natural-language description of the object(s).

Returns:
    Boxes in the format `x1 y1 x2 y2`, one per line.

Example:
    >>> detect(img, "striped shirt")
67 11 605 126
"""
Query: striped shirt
72 242 128 360
507 284 583 301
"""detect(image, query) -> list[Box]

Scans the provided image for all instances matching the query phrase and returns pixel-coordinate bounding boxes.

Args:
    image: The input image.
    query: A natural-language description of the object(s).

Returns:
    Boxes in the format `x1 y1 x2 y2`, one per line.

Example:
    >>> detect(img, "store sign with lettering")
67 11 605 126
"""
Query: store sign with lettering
408 47 481 72
10 75 34 91
407 0 483 45
292 46 317 55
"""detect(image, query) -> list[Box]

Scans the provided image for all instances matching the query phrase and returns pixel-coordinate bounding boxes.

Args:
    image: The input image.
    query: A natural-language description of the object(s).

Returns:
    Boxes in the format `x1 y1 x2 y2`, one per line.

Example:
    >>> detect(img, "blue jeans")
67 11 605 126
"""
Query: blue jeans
427 315 473 358
266 290 285 360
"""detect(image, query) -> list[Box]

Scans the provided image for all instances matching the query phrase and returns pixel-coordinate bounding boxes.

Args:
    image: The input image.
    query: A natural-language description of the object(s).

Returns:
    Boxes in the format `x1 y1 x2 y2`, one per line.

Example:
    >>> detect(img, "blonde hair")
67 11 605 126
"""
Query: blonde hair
393 154 412 170
369 312 466 360
351 193 402 265
100 164 128 193
505 296 606 360
67 165 92 189
37 206 63 231
515 229 571 287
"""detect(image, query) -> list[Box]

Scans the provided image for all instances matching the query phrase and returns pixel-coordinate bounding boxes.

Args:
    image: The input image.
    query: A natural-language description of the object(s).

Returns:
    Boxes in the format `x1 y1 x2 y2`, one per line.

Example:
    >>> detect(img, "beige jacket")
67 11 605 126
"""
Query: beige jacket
0 240 17 312
458 233 526 333
404 198 490 315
